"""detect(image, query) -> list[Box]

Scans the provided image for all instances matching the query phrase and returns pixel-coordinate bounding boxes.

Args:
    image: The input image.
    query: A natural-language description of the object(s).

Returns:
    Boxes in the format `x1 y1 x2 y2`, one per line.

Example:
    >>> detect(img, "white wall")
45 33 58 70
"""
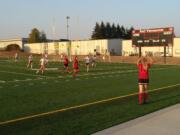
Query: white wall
107 39 122 55
122 40 137 56
0 39 24 50
173 38 180 57
122 40 174 56
24 39 122 55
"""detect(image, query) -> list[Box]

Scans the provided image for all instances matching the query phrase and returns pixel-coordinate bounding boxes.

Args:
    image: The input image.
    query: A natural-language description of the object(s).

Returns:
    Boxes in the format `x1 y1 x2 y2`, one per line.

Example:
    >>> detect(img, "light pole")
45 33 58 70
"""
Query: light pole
66 16 70 40
66 16 72 61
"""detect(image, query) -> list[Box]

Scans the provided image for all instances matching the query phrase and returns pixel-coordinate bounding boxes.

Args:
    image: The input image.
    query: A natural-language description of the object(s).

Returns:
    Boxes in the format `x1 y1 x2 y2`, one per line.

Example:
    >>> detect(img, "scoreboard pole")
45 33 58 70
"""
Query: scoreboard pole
164 45 166 64
139 45 142 57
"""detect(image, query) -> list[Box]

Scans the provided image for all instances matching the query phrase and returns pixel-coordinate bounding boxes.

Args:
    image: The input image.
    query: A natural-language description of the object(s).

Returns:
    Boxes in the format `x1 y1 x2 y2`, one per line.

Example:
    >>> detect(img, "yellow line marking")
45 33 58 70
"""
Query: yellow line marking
0 83 180 126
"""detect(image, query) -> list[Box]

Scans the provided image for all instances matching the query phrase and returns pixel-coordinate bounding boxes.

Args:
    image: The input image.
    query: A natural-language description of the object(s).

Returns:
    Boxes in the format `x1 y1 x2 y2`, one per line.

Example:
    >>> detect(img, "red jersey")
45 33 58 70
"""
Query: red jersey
73 58 78 69
64 57 69 65
138 64 151 79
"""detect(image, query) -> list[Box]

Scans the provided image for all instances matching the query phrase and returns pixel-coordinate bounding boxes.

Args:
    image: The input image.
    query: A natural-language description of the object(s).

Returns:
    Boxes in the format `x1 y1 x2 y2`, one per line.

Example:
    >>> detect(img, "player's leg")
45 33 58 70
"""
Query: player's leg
66 66 71 73
41 65 45 74
143 84 149 103
138 83 144 105
87 64 89 72
30 61 33 69
27 62 29 68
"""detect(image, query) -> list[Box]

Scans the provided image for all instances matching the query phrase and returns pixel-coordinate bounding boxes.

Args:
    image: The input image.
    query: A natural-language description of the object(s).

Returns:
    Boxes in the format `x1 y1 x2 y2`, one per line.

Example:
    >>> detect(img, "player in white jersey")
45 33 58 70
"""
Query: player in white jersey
14 52 19 62
44 53 48 65
84 55 90 72
36 57 46 74
27 54 33 69
91 55 96 67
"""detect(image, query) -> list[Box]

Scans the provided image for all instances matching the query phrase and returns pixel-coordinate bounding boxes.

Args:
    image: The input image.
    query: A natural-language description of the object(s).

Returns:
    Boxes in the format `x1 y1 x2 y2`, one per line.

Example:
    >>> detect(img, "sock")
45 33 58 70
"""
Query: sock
144 92 148 103
138 93 143 105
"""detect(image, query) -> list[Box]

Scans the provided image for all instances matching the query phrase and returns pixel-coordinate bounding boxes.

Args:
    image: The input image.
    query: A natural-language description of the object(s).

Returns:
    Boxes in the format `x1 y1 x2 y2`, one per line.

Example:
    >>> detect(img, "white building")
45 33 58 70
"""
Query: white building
0 38 28 50
24 39 123 55
122 37 180 57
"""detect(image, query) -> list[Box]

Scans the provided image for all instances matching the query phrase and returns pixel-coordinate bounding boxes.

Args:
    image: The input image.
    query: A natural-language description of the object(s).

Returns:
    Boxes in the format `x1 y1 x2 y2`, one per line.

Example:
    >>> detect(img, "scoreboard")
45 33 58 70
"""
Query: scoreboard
132 27 174 47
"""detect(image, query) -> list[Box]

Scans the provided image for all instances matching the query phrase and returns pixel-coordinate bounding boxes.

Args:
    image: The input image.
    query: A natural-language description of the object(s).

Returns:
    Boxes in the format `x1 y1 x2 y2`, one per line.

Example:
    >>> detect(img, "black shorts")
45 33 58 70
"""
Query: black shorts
64 64 68 68
86 63 89 66
138 79 149 84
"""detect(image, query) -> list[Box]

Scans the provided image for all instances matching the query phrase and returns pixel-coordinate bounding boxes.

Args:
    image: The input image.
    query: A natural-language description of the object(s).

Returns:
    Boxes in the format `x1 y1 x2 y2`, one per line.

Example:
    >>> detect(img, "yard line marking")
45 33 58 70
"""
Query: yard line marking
13 79 20 82
0 67 176 84
0 80 6 83
0 83 180 126
32 68 59 71
28 83 34 86
41 82 47 84
13 85 19 87
0 70 50 78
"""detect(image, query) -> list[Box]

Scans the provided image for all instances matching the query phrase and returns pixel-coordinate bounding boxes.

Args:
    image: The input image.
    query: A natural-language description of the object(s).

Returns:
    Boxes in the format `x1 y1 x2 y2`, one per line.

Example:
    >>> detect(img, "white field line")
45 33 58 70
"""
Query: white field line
0 67 176 84
0 70 51 78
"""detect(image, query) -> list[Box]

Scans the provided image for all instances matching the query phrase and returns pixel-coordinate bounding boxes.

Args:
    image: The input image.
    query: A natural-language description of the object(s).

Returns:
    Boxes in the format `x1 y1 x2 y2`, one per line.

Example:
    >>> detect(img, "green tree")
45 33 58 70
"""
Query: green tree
28 28 41 43
105 22 112 38
91 22 101 39
126 27 134 39
99 21 106 39
116 24 123 38
111 23 117 38
40 31 47 42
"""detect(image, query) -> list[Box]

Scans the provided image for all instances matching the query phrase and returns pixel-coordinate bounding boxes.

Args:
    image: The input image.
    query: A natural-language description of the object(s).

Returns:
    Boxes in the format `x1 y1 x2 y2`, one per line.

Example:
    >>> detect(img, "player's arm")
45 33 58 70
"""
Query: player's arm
147 56 153 65
137 57 142 66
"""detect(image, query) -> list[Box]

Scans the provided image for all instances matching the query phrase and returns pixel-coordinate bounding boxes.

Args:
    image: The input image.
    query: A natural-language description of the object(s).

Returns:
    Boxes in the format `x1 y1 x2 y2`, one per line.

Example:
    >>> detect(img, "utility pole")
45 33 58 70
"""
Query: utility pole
66 16 72 61
66 16 70 40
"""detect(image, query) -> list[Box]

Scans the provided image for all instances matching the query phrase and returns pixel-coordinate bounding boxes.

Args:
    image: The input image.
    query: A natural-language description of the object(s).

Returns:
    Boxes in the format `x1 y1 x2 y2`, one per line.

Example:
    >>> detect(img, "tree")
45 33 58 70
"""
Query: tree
99 21 106 39
126 27 134 39
105 22 112 38
91 22 101 39
28 28 41 43
91 22 134 40
40 31 47 42
116 24 123 38
111 23 117 38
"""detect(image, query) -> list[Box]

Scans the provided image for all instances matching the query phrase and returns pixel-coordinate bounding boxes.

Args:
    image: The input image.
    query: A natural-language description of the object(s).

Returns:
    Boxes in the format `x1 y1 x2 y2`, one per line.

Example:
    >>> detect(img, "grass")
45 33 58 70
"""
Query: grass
0 57 180 135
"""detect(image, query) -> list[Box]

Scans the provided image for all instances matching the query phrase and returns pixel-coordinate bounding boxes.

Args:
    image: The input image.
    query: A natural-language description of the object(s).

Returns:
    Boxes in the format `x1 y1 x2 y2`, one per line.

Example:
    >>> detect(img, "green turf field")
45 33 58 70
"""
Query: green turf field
1 57 180 135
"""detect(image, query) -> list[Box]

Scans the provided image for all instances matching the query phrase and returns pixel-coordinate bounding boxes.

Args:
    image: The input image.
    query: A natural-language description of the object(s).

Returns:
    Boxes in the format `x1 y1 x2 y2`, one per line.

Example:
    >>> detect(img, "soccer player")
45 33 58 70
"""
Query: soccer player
63 55 71 73
44 53 48 65
36 56 46 74
84 55 90 72
14 52 19 62
91 55 96 67
137 56 153 105
27 54 33 69
72 56 79 78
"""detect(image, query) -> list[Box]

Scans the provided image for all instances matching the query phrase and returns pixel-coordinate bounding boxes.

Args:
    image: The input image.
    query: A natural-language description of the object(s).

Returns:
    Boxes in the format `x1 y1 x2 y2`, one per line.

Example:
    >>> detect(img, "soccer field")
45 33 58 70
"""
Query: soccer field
1 57 180 135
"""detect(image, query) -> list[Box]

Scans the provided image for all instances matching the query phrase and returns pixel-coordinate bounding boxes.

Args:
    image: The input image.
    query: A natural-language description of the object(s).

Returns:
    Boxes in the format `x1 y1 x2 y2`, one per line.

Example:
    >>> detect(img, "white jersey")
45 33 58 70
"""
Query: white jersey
28 55 33 61
40 58 45 66
85 56 90 64
15 53 18 59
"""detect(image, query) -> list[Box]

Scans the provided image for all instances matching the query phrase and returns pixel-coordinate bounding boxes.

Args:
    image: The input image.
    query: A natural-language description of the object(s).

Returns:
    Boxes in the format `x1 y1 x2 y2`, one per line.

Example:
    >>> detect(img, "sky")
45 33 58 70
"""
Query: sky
0 0 179 40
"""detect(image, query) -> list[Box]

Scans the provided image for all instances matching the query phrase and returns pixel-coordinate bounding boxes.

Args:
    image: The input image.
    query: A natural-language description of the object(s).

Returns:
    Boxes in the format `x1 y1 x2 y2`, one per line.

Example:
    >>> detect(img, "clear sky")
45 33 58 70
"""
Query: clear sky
0 0 179 40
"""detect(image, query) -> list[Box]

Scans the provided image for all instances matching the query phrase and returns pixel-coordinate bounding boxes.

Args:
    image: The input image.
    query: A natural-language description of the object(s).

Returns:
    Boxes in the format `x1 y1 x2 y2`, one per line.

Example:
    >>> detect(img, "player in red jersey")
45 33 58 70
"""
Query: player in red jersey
137 56 153 105
63 55 71 73
72 56 79 78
